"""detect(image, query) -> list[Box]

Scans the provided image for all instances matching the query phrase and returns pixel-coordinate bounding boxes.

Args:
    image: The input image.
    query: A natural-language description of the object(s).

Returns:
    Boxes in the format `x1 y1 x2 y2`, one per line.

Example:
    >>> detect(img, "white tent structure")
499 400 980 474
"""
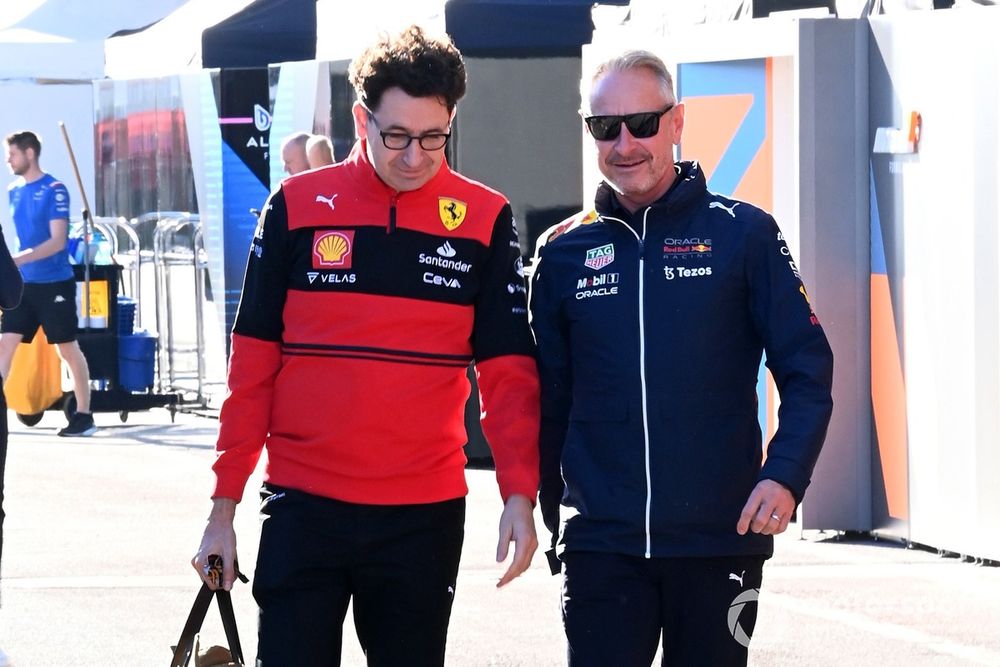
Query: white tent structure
104 0 258 79
102 0 446 79
0 0 189 238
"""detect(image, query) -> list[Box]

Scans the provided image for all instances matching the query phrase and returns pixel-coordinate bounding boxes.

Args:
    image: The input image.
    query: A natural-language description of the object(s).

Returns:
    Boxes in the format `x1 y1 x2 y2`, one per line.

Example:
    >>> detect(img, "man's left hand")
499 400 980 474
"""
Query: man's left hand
737 479 795 536
495 494 538 588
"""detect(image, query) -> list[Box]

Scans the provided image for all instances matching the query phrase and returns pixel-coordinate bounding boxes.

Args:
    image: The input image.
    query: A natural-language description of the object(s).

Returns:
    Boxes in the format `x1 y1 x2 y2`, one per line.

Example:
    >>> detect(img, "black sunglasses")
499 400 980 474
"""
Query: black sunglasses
583 104 675 141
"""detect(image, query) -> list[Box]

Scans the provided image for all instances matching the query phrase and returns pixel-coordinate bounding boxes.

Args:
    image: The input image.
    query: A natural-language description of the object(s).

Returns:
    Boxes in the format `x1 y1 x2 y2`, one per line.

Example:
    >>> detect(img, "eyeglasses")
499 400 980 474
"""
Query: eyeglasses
583 104 675 141
366 111 451 151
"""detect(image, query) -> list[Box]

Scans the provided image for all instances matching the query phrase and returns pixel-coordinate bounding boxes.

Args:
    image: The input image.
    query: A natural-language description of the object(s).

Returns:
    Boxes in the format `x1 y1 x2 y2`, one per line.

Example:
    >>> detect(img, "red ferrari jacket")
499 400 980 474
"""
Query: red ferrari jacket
212 141 540 505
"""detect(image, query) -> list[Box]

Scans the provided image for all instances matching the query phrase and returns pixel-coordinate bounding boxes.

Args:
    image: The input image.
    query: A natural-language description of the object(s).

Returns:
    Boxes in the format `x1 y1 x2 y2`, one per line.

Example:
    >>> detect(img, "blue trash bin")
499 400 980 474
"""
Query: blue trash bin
118 330 157 392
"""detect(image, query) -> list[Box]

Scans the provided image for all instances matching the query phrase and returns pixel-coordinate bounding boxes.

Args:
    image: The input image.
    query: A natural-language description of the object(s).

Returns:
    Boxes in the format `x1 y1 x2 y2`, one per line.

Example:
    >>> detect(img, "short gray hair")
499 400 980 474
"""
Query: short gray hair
583 50 675 112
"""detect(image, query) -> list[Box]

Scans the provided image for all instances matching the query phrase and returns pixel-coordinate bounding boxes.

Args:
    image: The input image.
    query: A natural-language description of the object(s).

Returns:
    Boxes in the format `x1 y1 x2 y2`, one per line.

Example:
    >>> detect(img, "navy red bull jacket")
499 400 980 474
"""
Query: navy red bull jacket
212 141 540 506
528 161 833 566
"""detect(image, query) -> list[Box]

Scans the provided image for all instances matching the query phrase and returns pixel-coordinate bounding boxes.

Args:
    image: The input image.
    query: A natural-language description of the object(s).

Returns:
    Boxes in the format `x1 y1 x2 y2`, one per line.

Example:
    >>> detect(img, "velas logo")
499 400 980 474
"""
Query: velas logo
439 197 467 231
584 244 614 270
312 230 354 269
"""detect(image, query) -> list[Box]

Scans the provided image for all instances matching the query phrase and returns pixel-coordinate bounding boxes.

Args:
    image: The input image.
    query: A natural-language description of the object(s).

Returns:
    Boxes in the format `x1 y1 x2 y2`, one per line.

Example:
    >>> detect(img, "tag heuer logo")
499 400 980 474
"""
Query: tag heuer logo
585 244 615 270
439 197 467 231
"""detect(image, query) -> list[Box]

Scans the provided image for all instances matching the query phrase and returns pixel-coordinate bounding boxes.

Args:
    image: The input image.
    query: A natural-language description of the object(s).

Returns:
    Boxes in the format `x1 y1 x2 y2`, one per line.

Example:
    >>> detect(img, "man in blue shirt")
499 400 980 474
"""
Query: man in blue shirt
1 130 95 436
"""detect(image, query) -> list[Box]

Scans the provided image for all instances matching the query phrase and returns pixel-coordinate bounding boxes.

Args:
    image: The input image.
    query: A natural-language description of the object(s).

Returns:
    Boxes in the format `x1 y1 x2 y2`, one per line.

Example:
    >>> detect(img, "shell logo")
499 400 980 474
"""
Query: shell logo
312 230 354 269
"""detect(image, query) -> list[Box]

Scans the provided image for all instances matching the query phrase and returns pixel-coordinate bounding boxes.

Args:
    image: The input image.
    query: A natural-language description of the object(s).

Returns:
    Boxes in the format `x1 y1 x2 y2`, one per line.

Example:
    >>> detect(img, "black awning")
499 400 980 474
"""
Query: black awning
445 0 630 58
202 0 316 69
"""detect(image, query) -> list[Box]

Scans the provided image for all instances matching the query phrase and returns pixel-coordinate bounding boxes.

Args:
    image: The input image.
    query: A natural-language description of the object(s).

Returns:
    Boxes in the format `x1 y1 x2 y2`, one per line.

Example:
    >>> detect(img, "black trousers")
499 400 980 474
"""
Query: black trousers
253 485 466 667
561 551 766 667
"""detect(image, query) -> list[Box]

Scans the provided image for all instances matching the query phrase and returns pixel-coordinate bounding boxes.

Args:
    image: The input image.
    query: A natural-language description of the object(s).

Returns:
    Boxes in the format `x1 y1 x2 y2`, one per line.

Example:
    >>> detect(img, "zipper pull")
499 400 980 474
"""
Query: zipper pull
388 193 398 234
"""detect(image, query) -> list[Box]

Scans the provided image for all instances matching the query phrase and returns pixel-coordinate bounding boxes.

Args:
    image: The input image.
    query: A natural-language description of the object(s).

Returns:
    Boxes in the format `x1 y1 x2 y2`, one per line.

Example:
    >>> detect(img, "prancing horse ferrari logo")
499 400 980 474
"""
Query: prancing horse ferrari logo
439 197 467 231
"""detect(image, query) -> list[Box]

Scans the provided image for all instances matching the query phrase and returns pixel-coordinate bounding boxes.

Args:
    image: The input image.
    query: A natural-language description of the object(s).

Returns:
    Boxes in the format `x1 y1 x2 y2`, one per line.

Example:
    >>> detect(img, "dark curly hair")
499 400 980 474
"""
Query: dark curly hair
349 25 466 113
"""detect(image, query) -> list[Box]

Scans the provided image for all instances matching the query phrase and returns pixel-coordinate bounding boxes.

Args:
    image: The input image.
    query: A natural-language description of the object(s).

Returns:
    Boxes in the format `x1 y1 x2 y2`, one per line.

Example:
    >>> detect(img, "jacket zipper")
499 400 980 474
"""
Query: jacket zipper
388 193 398 234
638 207 652 559
601 209 654 558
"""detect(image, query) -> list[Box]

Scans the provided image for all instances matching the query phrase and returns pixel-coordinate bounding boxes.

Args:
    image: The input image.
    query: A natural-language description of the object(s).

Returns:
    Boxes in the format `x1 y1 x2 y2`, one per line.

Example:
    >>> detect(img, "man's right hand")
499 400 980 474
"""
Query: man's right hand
191 498 238 591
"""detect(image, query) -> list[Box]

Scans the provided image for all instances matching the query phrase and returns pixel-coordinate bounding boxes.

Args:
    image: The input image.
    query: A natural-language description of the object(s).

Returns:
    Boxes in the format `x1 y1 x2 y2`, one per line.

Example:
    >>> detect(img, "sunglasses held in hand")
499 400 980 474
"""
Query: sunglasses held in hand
584 104 675 141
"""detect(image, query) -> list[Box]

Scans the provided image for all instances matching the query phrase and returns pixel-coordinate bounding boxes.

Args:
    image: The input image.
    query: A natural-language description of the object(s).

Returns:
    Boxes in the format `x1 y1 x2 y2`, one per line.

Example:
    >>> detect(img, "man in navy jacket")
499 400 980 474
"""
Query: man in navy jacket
529 49 834 666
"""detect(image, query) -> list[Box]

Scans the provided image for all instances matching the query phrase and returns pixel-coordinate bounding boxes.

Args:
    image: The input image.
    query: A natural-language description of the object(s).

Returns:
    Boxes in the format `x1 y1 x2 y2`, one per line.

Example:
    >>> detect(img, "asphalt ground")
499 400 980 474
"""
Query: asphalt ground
1 408 999 666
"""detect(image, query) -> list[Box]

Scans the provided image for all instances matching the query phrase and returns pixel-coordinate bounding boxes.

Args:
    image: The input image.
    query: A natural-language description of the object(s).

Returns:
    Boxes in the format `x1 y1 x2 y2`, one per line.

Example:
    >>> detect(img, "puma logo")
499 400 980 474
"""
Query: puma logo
729 570 745 586
709 201 739 218
315 193 338 211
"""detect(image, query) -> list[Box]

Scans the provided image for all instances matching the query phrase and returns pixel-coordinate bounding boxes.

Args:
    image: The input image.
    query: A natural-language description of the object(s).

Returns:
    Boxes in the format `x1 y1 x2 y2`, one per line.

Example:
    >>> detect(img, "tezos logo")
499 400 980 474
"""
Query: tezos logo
664 266 712 280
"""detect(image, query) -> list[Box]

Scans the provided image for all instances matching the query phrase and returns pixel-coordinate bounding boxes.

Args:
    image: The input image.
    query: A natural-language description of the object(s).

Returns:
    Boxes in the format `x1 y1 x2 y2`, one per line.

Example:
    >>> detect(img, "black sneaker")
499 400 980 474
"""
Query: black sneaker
58 411 97 437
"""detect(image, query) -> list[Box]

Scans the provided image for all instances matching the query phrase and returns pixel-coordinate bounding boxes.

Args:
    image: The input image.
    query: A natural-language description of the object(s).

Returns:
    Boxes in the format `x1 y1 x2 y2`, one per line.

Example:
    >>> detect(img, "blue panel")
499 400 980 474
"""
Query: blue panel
221 142 269 338
870 165 887 275
679 59 770 443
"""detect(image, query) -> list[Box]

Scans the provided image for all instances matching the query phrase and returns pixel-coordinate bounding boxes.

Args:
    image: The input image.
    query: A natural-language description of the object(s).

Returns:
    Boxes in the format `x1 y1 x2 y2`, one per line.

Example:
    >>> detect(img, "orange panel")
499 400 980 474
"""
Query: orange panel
733 59 773 212
871 274 909 520
681 94 753 182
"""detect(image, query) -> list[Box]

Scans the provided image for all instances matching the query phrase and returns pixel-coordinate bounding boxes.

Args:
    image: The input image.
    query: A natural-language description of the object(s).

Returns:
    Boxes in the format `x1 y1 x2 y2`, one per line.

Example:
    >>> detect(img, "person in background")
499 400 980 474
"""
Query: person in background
529 49 834 666
192 25 540 666
306 134 335 169
279 131 310 175
0 225 23 667
0 131 96 438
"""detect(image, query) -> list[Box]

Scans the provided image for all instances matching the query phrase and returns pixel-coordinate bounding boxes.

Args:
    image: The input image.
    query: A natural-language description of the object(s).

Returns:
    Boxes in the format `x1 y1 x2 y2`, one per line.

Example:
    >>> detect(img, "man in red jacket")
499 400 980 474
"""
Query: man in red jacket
192 25 540 666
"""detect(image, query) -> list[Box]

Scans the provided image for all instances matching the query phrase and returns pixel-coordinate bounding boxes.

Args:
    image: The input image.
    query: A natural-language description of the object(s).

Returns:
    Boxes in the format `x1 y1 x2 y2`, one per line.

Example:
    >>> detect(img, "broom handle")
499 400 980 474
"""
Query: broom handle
58 121 92 329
